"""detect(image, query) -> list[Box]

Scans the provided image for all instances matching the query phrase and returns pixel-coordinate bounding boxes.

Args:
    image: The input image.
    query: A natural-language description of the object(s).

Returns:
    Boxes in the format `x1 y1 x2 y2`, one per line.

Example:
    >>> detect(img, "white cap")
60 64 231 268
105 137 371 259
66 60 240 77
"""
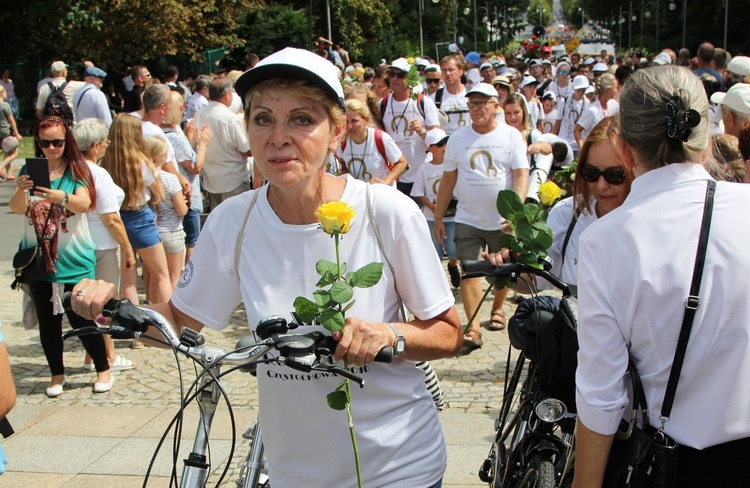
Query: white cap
51 60 67 73
572 75 590 90
519 76 538 90
448 43 459 53
585 85 596 95
592 62 609 73
727 56 750 76
583 57 596 66
541 90 556 100
416 58 430 68
424 63 441 74
528 59 543 68
466 82 499 98
653 52 672 66
480 62 493 71
235 47 345 108
711 84 750 115
425 128 449 147
389 57 411 73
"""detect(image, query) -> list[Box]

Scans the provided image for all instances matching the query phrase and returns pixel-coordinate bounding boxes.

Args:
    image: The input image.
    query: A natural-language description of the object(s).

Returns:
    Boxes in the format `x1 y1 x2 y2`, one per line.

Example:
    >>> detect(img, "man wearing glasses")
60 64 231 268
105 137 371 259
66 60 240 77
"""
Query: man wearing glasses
433 83 529 351
381 57 440 199
423 65 443 98
123 65 151 113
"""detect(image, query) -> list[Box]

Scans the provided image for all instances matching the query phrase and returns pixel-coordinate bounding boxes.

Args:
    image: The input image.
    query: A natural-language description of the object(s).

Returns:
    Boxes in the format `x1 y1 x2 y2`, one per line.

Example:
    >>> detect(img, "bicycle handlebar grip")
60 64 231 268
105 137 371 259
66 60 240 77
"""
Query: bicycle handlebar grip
62 291 120 314
374 346 394 363
461 260 497 277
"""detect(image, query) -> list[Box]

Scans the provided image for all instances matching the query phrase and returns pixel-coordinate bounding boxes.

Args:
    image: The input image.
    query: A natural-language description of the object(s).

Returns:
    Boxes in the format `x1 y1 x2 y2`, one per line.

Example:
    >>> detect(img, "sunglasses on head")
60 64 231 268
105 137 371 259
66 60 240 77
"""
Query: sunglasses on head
578 162 626 185
388 70 407 79
426 78 441 84
38 139 65 149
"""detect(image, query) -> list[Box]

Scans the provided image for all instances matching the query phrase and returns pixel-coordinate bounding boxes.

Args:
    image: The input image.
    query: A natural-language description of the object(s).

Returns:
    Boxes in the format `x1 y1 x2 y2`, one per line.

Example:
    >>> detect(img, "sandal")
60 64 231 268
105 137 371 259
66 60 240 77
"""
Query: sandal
462 329 484 349
111 355 136 371
486 309 507 331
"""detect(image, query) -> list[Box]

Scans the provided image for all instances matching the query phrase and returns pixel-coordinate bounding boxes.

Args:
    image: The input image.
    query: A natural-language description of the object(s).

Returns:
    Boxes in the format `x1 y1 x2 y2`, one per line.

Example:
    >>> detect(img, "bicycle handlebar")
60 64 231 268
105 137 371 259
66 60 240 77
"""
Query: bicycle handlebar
61 293 393 387
461 260 574 296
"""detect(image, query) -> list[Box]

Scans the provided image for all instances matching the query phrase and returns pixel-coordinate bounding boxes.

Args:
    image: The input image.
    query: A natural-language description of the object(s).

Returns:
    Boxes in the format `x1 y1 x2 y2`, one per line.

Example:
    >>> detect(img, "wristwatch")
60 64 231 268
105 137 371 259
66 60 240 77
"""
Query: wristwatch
61 192 69 207
386 323 405 356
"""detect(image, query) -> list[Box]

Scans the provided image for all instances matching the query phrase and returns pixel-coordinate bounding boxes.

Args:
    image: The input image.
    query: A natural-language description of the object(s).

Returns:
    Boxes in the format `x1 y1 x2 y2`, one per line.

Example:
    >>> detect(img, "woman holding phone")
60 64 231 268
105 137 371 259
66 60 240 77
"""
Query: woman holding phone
9 116 113 397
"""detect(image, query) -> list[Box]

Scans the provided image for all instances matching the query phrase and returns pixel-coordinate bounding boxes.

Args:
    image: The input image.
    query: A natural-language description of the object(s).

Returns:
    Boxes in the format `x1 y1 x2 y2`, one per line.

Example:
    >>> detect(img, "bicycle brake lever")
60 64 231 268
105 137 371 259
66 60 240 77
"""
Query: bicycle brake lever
310 363 365 388
61 326 104 340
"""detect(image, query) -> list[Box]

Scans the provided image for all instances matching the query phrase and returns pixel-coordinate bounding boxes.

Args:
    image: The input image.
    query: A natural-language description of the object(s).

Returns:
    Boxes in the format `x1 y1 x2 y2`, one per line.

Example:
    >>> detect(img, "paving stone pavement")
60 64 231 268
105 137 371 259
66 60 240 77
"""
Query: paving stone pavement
0 254 557 487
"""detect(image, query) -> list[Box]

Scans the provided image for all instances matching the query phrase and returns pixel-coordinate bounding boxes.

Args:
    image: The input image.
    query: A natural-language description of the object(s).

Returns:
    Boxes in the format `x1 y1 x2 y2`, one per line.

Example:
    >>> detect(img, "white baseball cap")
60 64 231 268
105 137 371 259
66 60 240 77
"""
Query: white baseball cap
389 57 411 73
583 57 596 66
466 83 499 98
424 63 441 74
51 60 67 73
541 91 556 100
592 62 609 73
235 47 345 108
652 52 672 66
711 83 750 115
480 62 493 72
425 128 449 148
572 75 590 90
585 85 596 95
416 58 430 68
727 56 750 77
519 76 539 90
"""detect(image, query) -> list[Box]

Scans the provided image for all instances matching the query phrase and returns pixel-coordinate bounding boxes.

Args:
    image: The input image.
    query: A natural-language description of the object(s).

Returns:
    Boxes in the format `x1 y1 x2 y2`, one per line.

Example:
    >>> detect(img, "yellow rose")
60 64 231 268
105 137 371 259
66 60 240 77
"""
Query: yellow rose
316 201 356 235
538 181 563 206
407 56 415 65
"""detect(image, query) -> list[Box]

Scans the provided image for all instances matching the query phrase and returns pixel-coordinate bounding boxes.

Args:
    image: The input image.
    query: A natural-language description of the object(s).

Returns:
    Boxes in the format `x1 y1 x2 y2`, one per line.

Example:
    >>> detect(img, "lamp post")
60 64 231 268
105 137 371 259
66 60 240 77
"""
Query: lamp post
723 0 729 48
669 0 686 48
578 6 584 28
644 1 657 50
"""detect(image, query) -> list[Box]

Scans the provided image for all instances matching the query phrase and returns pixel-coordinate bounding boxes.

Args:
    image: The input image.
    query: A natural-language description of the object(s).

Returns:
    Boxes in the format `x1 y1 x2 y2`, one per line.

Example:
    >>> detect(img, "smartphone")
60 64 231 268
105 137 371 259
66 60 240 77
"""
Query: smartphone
26 158 51 192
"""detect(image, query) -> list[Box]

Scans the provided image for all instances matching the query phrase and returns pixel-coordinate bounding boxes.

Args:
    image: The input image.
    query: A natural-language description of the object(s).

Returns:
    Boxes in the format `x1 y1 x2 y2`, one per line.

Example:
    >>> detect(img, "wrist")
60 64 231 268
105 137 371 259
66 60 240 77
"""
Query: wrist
61 192 69 207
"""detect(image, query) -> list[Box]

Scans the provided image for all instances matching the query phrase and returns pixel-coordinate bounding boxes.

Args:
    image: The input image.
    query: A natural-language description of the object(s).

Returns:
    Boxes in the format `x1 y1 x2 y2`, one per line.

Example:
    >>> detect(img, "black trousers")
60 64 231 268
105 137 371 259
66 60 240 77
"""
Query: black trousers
677 436 750 487
28 281 109 376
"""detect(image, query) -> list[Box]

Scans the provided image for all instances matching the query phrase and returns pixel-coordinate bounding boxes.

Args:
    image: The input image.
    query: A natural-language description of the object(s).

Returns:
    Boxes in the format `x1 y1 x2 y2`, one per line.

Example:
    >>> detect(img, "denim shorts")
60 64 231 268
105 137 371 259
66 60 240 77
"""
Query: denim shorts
120 206 162 250
183 208 201 248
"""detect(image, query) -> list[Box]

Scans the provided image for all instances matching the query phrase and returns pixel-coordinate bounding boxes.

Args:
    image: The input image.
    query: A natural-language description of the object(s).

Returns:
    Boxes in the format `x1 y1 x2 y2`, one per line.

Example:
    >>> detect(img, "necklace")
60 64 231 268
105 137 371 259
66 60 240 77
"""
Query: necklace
390 96 411 133
348 131 369 180
49 163 68 178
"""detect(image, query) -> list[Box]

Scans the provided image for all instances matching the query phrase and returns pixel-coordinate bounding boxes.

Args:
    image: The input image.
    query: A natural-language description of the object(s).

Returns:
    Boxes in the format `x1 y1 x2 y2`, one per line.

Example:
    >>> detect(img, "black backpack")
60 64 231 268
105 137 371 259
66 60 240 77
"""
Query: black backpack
44 82 74 125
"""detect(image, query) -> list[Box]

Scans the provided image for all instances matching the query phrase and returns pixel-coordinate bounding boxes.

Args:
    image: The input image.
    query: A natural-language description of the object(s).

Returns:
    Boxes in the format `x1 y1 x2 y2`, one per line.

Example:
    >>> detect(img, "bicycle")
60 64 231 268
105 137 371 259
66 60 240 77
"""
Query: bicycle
61 294 393 487
461 260 579 488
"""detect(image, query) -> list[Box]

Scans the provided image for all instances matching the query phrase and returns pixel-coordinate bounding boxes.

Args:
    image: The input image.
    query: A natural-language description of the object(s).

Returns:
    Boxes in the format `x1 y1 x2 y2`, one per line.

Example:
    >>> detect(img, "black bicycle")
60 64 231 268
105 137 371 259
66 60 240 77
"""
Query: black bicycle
463 260 579 488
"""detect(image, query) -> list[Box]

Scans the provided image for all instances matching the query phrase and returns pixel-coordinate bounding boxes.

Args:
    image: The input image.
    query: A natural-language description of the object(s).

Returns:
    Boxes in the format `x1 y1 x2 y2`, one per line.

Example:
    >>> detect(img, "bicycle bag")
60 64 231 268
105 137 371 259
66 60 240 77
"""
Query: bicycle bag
508 295 579 412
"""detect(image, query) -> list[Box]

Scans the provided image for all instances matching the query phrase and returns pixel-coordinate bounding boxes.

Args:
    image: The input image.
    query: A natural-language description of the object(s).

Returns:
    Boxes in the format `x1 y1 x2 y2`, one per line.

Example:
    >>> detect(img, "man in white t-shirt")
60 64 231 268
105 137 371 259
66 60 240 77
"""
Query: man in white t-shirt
35 60 85 120
553 75 589 157
434 83 529 350
438 54 470 135
381 57 440 199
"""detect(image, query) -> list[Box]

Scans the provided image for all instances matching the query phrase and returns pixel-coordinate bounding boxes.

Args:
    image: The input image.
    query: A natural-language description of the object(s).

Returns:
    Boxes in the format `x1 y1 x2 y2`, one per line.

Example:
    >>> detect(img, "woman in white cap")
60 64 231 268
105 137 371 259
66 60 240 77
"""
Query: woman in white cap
574 73 619 149
70 47 462 488
553 75 590 157
519 75 543 130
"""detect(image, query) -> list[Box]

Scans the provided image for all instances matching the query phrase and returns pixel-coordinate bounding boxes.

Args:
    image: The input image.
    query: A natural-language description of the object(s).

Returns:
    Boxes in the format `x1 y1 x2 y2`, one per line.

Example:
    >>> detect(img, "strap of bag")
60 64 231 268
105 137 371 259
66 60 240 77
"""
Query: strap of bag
659 179 715 428
234 190 261 276
560 206 582 270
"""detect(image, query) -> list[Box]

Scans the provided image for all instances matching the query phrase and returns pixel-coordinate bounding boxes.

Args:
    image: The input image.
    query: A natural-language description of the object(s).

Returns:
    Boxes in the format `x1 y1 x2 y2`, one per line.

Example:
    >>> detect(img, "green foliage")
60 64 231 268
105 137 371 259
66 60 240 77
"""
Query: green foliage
495 190 553 278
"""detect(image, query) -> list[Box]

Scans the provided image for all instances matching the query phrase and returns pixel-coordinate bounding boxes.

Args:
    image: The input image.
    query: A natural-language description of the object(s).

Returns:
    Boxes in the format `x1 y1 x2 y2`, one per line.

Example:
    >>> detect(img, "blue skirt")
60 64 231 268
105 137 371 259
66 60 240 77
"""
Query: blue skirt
120 206 162 249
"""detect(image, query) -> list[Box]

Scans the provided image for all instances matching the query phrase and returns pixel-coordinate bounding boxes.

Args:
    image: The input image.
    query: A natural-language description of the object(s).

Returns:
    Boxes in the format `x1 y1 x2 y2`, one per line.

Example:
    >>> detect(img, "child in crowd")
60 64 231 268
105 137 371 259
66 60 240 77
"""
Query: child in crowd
143 137 188 290
411 128 461 288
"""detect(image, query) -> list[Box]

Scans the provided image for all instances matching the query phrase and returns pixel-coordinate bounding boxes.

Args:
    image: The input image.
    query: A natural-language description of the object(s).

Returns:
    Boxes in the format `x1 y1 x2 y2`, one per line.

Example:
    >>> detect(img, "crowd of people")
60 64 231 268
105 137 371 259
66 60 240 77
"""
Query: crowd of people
2 35 750 485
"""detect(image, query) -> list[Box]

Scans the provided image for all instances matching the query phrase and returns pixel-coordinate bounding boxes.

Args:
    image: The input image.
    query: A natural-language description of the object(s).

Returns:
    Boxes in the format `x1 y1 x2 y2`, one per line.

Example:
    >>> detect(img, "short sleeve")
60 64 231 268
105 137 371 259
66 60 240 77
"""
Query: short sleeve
421 95 440 127
382 132 403 163
577 107 596 131
410 166 427 198
510 130 530 171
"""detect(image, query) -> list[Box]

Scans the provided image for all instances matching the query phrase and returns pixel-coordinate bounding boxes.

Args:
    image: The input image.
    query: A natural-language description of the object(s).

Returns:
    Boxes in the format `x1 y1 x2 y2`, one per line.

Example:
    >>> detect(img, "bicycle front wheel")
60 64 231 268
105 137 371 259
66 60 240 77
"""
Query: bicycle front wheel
516 453 555 488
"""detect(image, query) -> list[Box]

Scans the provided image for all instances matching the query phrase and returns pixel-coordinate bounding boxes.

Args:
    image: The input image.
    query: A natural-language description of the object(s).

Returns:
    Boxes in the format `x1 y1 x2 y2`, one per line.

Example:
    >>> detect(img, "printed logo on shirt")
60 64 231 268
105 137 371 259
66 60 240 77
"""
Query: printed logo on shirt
177 260 194 288
345 157 373 181
391 115 415 137
469 150 498 177
431 177 443 195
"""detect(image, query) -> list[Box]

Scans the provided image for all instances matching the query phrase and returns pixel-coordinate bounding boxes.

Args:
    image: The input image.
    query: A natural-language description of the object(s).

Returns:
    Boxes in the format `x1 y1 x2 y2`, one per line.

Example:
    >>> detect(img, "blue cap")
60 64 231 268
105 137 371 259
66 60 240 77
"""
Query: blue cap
84 66 107 78
465 51 480 66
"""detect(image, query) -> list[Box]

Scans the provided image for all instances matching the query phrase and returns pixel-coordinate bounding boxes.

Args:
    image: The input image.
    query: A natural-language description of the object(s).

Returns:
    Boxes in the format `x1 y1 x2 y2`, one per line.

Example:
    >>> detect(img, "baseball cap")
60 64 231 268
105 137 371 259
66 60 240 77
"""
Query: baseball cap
541 59 552 66
583 57 596 66
493 59 506 68
711 84 750 115
416 58 430 68
424 63 441 74
466 83 499 98
84 66 108 79
425 128 449 148
465 51 481 66
235 47 345 109
491 75 512 90
542 46 552 54
389 57 411 73
727 56 750 77
519 76 539 90
51 61 67 73
448 43 459 53
572 75 590 90
585 85 596 95
480 62 493 72
652 52 672 66
541 91 556 101
528 59 543 68
592 62 609 73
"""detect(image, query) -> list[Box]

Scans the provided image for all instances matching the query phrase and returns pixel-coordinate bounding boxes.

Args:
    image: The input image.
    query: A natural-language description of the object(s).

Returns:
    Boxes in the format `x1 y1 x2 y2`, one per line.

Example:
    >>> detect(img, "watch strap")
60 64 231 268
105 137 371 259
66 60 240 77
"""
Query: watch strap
386 322 405 355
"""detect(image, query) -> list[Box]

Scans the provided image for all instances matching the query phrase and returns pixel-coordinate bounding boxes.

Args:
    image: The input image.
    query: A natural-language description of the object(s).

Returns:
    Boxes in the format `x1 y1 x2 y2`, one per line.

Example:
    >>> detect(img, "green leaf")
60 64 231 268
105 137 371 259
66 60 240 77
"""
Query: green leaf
348 262 384 288
523 202 540 220
327 390 349 410
496 190 524 219
319 308 345 331
293 296 321 324
330 281 354 304
515 219 537 242
313 289 332 308
497 233 517 250
344 271 355 283
338 262 347 277
316 271 337 287
316 260 339 277
342 300 356 313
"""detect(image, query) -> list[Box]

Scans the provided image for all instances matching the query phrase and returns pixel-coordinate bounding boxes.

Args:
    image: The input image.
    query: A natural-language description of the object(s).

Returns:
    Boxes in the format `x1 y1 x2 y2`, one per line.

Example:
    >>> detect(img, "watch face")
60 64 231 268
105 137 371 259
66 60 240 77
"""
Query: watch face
396 338 406 354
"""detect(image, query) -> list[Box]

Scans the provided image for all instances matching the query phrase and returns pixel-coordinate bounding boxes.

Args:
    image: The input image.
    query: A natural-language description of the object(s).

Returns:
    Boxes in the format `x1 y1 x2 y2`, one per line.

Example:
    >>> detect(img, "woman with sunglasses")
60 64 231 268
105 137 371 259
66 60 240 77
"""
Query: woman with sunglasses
9 116 113 396
549 61 573 100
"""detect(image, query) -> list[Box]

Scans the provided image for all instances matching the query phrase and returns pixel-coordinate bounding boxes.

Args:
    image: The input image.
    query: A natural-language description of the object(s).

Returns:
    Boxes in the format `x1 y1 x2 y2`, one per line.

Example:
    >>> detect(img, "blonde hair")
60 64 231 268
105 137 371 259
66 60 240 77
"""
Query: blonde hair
143 136 168 167
102 114 163 208
595 73 617 95
345 98 372 121
503 93 530 136
164 90 184 127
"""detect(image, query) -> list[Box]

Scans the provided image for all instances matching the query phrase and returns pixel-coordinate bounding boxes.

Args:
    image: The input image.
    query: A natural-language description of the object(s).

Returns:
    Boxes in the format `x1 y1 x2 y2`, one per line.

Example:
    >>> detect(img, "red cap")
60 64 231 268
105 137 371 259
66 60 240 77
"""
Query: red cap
542 46 552 53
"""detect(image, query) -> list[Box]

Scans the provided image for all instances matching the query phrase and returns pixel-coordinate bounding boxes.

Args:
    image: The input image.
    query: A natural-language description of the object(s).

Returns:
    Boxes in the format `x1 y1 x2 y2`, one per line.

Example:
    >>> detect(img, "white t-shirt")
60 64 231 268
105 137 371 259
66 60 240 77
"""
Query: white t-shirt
541 133 574 167
171 176 453 487
577 98 619 143
155 170 184 232
549 81 574 100
381 94 440 184
527 98 543 130
86 162 125 250
465 68 481 90
335 128 402 185
541 108 558 134
556 96 590 152
141 120 176 165
411 160 455 222
438 88 470 135
443 123 529 230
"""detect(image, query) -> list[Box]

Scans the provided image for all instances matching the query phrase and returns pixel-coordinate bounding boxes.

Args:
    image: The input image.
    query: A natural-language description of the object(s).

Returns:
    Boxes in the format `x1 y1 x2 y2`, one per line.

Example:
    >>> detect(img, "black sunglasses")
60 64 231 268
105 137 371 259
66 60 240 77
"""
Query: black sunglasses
388 70 407 79
578 163 626 185
431 139 448 148
426 78 441 84
38 139 65 149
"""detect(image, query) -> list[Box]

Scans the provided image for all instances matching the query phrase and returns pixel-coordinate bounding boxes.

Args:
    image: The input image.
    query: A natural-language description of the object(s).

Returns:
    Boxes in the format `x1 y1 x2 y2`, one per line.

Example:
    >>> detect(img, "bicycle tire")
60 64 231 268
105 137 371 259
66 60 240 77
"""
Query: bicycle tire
489 441 507 488
516 453 556 488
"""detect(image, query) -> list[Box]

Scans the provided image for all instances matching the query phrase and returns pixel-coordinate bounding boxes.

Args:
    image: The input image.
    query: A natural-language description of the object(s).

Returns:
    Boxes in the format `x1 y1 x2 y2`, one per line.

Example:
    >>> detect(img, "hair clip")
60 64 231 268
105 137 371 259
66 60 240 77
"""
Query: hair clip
666 96 700 142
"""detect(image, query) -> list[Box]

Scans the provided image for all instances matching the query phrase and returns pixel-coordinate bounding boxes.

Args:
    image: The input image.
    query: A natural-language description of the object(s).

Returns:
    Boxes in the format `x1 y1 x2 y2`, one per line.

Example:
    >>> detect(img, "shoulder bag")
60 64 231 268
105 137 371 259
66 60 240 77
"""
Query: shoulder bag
603 180 715 487
11 205 55 290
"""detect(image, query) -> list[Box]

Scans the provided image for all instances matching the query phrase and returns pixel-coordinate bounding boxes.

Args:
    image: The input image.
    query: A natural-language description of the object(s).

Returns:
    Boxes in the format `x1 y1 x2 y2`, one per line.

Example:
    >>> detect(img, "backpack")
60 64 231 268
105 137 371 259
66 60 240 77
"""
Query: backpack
379 93 426 130
44 82 74 125
340 128 391 172
433 87 444 109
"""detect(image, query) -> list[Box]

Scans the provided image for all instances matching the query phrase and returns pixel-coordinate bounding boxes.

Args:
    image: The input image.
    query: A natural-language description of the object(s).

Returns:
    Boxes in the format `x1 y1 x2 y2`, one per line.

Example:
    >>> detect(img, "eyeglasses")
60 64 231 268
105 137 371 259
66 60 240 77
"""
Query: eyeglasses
426 78 441 84
578 163 626 185
557 70 570 75
467 100 492 109
38 139 65 149
388 70 407 79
